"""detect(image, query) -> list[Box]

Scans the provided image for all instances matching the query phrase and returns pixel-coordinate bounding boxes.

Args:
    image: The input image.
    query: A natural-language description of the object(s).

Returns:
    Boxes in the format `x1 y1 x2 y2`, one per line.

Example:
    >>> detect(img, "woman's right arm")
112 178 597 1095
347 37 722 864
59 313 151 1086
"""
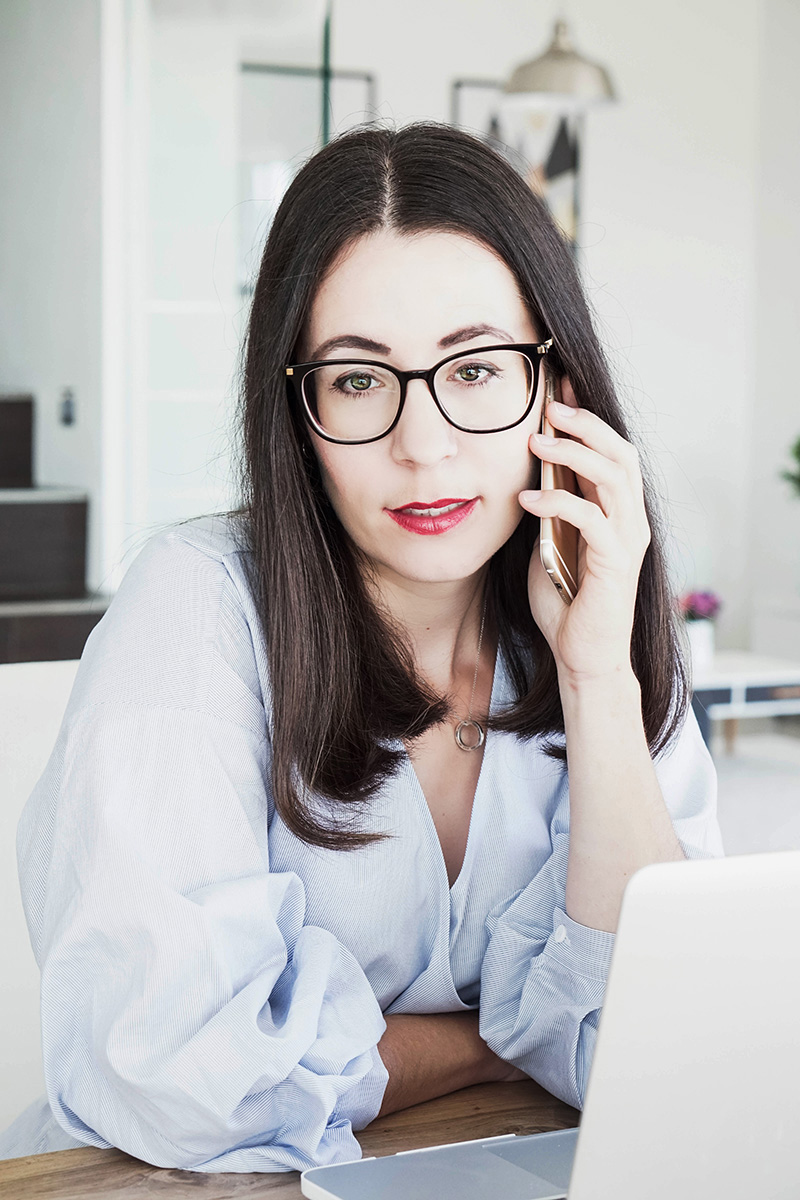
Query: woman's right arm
377 1012 525 1117
17 529 390 1173
20 700 390 1173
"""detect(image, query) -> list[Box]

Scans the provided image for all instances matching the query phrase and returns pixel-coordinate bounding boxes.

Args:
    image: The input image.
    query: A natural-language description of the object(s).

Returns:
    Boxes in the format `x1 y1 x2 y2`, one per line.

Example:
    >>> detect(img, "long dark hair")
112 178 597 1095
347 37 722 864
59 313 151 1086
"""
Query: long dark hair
235 122 689 849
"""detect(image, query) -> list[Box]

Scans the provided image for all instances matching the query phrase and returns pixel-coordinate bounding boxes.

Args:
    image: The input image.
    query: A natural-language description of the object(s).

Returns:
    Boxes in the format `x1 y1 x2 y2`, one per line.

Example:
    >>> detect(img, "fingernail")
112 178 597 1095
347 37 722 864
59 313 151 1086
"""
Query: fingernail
552 401 577 417
521 489 542 501
534 433 558 444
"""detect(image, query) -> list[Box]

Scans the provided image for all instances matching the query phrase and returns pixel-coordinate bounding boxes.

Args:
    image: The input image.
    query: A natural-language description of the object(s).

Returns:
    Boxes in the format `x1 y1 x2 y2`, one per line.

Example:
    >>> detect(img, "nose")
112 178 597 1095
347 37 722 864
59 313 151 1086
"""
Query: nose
389 377 458 468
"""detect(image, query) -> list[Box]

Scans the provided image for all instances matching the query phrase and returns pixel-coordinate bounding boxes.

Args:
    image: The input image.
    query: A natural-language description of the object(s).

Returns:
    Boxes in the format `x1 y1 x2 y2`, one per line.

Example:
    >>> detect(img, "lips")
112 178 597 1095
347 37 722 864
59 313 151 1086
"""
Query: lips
394 498 470 516
386 497 478 536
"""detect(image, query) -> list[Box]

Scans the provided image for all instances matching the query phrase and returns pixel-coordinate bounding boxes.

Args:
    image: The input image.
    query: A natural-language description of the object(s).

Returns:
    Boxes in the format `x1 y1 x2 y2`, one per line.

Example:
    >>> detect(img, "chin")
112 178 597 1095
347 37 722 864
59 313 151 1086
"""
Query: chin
381 542 499 586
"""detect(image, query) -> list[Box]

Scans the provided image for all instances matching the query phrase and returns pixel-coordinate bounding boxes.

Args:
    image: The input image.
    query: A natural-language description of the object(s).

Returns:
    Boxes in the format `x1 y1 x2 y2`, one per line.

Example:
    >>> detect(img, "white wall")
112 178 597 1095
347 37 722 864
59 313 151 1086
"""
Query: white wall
751 0 800 657
0 0 104 588
577 1 758 649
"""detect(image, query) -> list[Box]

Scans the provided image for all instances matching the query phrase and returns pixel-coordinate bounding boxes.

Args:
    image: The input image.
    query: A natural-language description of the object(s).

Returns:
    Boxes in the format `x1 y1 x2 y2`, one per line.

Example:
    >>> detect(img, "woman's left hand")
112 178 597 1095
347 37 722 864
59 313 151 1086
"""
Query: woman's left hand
519 378 652 683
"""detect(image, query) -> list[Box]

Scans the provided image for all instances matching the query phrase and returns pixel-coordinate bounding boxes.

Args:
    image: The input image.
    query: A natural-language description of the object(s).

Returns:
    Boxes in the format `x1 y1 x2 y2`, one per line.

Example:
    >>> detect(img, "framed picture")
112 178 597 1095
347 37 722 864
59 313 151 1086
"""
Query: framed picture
451 79 581 248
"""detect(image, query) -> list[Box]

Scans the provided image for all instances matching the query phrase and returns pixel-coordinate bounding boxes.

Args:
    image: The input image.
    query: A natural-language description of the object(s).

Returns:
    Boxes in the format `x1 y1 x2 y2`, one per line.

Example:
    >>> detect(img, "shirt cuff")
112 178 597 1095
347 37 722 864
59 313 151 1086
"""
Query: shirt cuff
333 1041 390 1133
542 907 615 981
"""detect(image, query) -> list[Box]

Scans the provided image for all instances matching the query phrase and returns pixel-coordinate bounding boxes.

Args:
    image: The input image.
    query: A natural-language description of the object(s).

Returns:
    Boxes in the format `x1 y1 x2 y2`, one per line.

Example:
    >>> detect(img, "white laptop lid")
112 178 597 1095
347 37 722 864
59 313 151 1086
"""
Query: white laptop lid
302 850 800 1200
569 849 800 1200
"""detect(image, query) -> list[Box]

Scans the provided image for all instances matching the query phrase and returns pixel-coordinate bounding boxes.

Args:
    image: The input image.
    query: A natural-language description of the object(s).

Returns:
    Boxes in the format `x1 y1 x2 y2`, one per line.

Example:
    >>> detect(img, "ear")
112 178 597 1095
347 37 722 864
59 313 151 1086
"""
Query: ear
559 376 579 410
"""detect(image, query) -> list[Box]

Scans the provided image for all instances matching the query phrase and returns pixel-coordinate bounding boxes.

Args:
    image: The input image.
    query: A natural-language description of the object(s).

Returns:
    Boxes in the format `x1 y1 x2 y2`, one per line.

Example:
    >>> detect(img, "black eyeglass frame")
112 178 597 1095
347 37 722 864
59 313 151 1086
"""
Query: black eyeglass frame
285 339 554 445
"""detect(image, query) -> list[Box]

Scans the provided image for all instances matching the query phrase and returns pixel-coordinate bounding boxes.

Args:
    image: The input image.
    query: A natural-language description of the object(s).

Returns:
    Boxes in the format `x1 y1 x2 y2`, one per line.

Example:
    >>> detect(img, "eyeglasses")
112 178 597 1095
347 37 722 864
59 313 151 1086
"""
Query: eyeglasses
285 340 554 445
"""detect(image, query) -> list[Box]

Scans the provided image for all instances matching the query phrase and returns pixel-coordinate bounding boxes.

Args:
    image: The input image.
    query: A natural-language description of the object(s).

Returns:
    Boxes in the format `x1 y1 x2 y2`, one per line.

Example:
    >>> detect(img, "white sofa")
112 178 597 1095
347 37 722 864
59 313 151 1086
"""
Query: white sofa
0 660 79 1132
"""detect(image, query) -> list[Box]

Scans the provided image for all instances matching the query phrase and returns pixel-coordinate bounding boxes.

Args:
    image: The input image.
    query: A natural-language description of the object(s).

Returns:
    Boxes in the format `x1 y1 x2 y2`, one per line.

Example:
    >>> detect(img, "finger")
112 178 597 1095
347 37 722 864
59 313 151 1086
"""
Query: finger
530 430 633 514
522 487 651 568
519 488 616 557
545 395 641 476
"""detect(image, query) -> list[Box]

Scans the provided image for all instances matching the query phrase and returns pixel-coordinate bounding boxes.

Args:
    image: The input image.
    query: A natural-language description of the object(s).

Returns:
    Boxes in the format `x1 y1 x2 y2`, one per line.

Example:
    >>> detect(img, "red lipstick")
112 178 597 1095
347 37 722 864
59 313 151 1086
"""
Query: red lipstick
386 497 478 536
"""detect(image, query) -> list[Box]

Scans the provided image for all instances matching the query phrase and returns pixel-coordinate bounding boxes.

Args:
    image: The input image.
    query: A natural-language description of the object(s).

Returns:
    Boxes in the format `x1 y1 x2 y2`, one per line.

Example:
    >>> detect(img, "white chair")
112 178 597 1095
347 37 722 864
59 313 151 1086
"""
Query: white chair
0 660 79 1132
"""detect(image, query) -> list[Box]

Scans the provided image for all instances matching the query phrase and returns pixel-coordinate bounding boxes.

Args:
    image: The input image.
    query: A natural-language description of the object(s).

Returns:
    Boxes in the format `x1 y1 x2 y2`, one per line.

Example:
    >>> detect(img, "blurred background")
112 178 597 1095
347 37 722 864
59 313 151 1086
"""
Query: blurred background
1 0 799 1134
0 0 796 614
0 0 799 807
1 0 799 630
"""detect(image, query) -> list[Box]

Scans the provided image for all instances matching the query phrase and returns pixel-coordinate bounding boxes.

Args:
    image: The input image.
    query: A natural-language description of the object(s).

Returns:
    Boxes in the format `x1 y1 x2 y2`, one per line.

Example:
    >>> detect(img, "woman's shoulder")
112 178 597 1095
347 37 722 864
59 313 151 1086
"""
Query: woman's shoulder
158 510 253 563
131 510 253 573
115 509 255 604
67 511 268 728
102 511 256 641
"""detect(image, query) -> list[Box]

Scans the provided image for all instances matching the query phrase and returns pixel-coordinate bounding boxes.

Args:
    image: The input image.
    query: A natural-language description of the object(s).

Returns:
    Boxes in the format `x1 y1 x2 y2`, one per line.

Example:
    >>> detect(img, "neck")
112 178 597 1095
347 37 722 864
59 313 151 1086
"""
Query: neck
365 567 491 695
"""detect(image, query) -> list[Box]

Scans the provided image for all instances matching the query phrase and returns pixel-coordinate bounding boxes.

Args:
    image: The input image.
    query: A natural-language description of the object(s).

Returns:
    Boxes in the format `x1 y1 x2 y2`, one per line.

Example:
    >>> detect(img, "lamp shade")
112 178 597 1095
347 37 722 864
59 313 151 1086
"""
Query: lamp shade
503 19 616 111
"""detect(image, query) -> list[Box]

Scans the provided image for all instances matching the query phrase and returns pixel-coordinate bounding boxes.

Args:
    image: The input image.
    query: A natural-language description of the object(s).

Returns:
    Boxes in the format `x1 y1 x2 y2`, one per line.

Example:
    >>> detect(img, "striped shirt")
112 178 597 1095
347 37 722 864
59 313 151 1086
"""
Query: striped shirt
0 515 723 1171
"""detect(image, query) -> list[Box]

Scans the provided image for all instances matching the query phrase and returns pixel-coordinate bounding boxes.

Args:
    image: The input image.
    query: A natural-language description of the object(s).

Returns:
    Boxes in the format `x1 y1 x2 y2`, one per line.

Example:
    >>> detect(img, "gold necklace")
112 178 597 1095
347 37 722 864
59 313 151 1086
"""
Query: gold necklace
454 592 488 752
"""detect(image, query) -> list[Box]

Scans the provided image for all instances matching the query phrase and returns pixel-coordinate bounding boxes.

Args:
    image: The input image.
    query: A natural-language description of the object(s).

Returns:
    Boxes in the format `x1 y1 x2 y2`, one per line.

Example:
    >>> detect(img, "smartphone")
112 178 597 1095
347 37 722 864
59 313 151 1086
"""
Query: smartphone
539 372 580 605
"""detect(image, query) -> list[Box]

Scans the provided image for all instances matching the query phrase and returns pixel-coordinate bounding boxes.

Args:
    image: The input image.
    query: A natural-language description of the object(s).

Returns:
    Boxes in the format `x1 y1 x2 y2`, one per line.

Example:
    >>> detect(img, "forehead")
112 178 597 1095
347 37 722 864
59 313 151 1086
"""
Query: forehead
306 228 533 351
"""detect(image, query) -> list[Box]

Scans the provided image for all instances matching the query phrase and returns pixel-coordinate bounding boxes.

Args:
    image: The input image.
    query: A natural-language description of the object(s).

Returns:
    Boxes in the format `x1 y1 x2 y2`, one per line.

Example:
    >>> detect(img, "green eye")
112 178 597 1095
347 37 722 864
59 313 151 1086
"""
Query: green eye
456 365 483 382
348 373 372 391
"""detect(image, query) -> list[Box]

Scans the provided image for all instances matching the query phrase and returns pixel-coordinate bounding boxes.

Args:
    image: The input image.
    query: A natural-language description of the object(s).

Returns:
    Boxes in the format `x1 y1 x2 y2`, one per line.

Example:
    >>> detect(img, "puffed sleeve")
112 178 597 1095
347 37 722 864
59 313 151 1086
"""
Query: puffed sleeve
478 707 723 1109
14 526 389 1172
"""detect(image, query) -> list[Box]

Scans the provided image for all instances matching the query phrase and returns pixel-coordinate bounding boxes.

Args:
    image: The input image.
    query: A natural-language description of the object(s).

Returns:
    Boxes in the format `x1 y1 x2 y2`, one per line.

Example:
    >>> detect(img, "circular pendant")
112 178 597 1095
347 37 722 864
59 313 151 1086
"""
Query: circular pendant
454 719 485 752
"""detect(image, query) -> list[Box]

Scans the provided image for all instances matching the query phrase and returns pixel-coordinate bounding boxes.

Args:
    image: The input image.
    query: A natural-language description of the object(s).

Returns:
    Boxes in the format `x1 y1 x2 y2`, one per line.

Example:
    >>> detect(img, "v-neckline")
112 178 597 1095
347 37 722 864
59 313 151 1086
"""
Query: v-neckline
405 647 506 896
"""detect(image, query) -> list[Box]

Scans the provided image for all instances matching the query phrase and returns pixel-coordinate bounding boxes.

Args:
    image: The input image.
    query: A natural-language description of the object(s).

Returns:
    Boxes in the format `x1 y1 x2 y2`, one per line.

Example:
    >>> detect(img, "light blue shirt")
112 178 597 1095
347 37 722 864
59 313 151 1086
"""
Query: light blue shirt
0 515 723 1171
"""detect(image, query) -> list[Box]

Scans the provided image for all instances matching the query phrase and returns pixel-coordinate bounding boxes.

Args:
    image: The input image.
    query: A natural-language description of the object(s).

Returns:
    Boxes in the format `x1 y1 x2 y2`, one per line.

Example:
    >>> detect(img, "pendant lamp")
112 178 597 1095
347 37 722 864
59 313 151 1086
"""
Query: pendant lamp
502 19 616 112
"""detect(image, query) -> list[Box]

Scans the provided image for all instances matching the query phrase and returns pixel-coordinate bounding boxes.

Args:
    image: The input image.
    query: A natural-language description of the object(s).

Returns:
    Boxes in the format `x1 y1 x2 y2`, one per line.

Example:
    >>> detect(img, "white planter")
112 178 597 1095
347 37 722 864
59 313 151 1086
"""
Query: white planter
687 619 715 675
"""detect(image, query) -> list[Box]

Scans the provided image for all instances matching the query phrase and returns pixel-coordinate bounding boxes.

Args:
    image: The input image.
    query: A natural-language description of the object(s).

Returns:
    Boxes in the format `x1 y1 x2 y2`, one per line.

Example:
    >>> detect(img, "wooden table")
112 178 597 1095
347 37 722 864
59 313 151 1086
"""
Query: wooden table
0 1081 578 1199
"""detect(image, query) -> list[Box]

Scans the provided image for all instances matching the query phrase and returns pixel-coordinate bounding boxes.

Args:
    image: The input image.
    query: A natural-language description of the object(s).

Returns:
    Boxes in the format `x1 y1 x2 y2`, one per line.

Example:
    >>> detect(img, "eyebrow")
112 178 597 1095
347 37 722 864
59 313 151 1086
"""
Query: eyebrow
438 324 514 349
309 324 515 361
310 334 390 359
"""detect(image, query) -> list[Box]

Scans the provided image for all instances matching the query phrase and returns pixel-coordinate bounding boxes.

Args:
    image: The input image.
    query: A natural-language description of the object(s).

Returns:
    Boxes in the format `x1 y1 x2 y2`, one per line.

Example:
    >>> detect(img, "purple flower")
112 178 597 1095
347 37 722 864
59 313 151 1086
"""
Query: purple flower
678 590 722 622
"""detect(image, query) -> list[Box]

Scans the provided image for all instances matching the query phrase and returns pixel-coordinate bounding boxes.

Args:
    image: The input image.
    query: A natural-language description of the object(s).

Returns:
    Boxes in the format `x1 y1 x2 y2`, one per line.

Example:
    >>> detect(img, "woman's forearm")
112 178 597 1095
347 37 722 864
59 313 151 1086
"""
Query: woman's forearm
376 1011 523 1117
559 666 684 934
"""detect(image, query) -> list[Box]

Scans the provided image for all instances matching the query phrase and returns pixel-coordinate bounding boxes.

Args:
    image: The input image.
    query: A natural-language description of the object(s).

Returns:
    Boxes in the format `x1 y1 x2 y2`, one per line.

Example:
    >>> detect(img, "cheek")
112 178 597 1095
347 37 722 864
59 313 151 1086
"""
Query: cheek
488 427 539 495
313 445 378 522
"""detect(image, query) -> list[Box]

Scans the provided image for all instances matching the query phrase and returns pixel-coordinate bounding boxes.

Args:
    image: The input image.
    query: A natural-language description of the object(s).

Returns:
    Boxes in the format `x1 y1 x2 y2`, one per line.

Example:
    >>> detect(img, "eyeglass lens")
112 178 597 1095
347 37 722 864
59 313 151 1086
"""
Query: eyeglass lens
302 350 535 441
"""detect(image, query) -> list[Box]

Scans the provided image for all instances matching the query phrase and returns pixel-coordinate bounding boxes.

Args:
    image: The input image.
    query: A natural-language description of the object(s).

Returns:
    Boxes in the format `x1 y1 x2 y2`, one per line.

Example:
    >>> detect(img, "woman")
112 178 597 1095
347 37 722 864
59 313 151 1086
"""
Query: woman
0 123 722 1171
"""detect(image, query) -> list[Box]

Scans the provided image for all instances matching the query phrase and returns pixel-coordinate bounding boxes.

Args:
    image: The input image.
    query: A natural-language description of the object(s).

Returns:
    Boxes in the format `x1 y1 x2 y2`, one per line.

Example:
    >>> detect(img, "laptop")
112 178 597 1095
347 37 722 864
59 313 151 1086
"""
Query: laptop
301 850 800 1200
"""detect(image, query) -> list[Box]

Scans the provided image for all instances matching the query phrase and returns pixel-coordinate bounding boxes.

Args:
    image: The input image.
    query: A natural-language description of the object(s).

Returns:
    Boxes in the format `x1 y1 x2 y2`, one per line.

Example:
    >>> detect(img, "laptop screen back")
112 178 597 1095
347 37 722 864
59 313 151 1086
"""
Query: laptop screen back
569 850 800 1200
